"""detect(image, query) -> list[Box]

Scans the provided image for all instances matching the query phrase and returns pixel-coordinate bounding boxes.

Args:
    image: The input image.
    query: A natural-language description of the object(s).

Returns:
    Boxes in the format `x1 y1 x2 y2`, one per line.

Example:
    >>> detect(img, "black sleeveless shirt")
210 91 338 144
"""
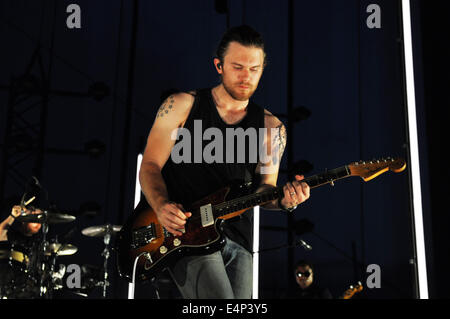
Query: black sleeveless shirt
161 88 266 252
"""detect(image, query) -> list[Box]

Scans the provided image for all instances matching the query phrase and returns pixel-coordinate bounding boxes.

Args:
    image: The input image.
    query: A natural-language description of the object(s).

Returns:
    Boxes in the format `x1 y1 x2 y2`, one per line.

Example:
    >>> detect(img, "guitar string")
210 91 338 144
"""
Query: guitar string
171 170 347 227
142 161 400 241
157 160 391 230
167 172 340 226
161 167 351 236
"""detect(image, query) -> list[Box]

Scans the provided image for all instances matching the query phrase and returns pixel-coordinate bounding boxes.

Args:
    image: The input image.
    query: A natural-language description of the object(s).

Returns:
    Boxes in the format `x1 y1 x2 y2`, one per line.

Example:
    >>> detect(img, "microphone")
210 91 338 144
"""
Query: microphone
297 239 312 251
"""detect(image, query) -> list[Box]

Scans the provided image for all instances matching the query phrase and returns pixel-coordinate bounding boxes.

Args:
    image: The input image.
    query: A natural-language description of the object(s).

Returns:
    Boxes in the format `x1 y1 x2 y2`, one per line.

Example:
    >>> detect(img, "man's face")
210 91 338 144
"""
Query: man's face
295 265 314 289
218 41 265 101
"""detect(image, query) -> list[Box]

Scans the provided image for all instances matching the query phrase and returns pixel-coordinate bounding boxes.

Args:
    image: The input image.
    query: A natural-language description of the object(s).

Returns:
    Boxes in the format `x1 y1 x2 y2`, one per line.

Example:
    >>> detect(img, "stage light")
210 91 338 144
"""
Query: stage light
252 205 260 299
401 0 428 299
128 153 143 299
134 154 143 209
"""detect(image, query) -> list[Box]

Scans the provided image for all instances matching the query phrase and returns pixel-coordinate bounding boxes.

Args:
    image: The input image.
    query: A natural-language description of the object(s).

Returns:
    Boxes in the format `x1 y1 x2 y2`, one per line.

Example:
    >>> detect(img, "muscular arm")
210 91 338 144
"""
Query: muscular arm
255 110 310 210
139 92 194 235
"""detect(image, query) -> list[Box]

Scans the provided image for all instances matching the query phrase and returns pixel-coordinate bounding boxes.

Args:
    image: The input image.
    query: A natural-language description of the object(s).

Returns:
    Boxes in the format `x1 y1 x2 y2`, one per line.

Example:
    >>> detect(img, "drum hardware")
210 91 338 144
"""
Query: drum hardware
1 197 131 299
81 224 122 237
2 177 81 299
81 224 121 298
44 243 78 256
64 264 103 298
38 218 50 298
29 210 76 298
15 210 76 224
0 241 36 299
0 247 29 264
42 241 77 293
0 241 76 299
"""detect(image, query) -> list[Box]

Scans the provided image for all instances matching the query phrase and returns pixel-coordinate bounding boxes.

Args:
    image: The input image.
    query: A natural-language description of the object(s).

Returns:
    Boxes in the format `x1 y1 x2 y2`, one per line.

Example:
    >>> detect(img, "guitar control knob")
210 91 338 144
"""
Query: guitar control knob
173 238 181 246
160 246 168 254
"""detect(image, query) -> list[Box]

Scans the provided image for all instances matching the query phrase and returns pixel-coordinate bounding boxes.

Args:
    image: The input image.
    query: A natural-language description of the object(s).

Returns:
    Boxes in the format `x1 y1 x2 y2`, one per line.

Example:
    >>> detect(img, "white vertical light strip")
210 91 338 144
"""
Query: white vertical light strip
134 154 143 208
252 206 260 299
401 0 428 299
128 153 143 299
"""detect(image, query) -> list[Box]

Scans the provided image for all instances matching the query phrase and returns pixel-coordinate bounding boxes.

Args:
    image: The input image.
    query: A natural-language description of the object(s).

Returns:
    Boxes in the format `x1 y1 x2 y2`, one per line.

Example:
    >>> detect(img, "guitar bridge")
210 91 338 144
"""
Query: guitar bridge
200 204 214 227
131 224 156 249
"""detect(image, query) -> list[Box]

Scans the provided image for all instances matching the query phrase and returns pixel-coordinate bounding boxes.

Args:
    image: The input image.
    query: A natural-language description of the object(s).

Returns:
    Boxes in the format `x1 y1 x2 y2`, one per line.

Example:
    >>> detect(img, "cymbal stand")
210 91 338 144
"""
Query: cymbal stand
47 237 62 294
39 211 49 298
100 225 112 298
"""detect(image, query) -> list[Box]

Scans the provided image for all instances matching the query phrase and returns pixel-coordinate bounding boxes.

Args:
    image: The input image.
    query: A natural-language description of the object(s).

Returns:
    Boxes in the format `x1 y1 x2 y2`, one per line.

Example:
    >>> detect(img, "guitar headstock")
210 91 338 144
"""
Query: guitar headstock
342 282 363 299
349 157 406 182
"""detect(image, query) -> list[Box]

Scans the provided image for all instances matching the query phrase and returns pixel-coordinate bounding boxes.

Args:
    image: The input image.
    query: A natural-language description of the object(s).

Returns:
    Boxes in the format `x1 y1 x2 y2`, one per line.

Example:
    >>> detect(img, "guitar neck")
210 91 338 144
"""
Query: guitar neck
213 165 351 218
303 165 350 189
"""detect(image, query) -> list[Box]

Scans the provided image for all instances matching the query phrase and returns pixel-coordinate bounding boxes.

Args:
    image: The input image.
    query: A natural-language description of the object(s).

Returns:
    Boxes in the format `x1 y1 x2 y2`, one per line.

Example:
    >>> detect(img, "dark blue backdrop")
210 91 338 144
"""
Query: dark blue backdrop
0 0 444 299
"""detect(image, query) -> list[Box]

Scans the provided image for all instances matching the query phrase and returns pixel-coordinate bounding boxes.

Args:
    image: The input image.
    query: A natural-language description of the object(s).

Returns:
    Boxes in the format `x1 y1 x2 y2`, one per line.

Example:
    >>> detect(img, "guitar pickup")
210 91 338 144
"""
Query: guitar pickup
131 224 156 249
200 204 214 227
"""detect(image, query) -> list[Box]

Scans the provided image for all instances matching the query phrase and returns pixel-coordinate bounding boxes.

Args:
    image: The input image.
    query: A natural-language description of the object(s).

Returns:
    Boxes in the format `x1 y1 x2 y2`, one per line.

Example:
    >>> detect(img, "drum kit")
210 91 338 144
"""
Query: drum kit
0 208 122 299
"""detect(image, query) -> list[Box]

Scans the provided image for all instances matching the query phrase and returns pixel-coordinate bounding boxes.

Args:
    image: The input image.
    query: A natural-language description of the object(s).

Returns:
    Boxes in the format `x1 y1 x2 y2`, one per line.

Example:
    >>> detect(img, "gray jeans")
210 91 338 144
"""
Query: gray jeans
169 237 253 299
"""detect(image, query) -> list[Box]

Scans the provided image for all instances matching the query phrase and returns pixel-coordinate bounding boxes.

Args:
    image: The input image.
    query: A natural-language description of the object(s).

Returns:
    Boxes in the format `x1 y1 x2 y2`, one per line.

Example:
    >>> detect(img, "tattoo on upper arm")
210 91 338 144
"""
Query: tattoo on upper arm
156 95 175 118
275 124 287 160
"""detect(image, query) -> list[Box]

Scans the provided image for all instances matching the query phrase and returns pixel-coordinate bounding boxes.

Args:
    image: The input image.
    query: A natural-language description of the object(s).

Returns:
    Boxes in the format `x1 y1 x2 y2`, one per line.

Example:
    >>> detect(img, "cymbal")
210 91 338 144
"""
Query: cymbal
15 211 76 224
81 224 121 237
45 243 78 256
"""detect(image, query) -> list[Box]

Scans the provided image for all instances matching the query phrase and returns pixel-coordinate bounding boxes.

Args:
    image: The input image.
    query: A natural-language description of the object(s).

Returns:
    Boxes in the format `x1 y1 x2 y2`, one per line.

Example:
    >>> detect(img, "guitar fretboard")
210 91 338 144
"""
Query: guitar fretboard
303 165 350 188
212 165 350 217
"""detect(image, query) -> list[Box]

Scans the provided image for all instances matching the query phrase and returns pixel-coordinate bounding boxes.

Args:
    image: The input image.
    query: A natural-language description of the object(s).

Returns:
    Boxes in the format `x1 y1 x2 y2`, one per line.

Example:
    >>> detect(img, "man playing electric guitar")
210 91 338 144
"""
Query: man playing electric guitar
138 25 310 299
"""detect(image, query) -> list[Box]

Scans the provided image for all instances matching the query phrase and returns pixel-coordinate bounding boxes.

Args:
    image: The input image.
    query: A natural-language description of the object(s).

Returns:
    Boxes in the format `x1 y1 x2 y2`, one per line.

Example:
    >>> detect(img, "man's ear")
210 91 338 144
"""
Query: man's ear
214 58 223 74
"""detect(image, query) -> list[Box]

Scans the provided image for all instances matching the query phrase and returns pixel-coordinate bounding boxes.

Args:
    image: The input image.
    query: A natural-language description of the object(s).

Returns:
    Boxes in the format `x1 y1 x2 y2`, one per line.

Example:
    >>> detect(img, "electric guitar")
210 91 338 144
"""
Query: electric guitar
340 282 363 299
116 157 406 282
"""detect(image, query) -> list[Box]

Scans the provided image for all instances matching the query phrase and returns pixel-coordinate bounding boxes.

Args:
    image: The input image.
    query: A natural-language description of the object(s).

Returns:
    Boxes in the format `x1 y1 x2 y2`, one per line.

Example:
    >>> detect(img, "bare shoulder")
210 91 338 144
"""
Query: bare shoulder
264 108 285 130
155 91 195 125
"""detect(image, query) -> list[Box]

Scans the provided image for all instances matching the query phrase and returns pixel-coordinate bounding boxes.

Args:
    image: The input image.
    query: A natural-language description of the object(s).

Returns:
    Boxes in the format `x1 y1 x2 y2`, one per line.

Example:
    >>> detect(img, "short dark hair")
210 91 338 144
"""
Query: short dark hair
216 25 267 66
294 259 314 273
